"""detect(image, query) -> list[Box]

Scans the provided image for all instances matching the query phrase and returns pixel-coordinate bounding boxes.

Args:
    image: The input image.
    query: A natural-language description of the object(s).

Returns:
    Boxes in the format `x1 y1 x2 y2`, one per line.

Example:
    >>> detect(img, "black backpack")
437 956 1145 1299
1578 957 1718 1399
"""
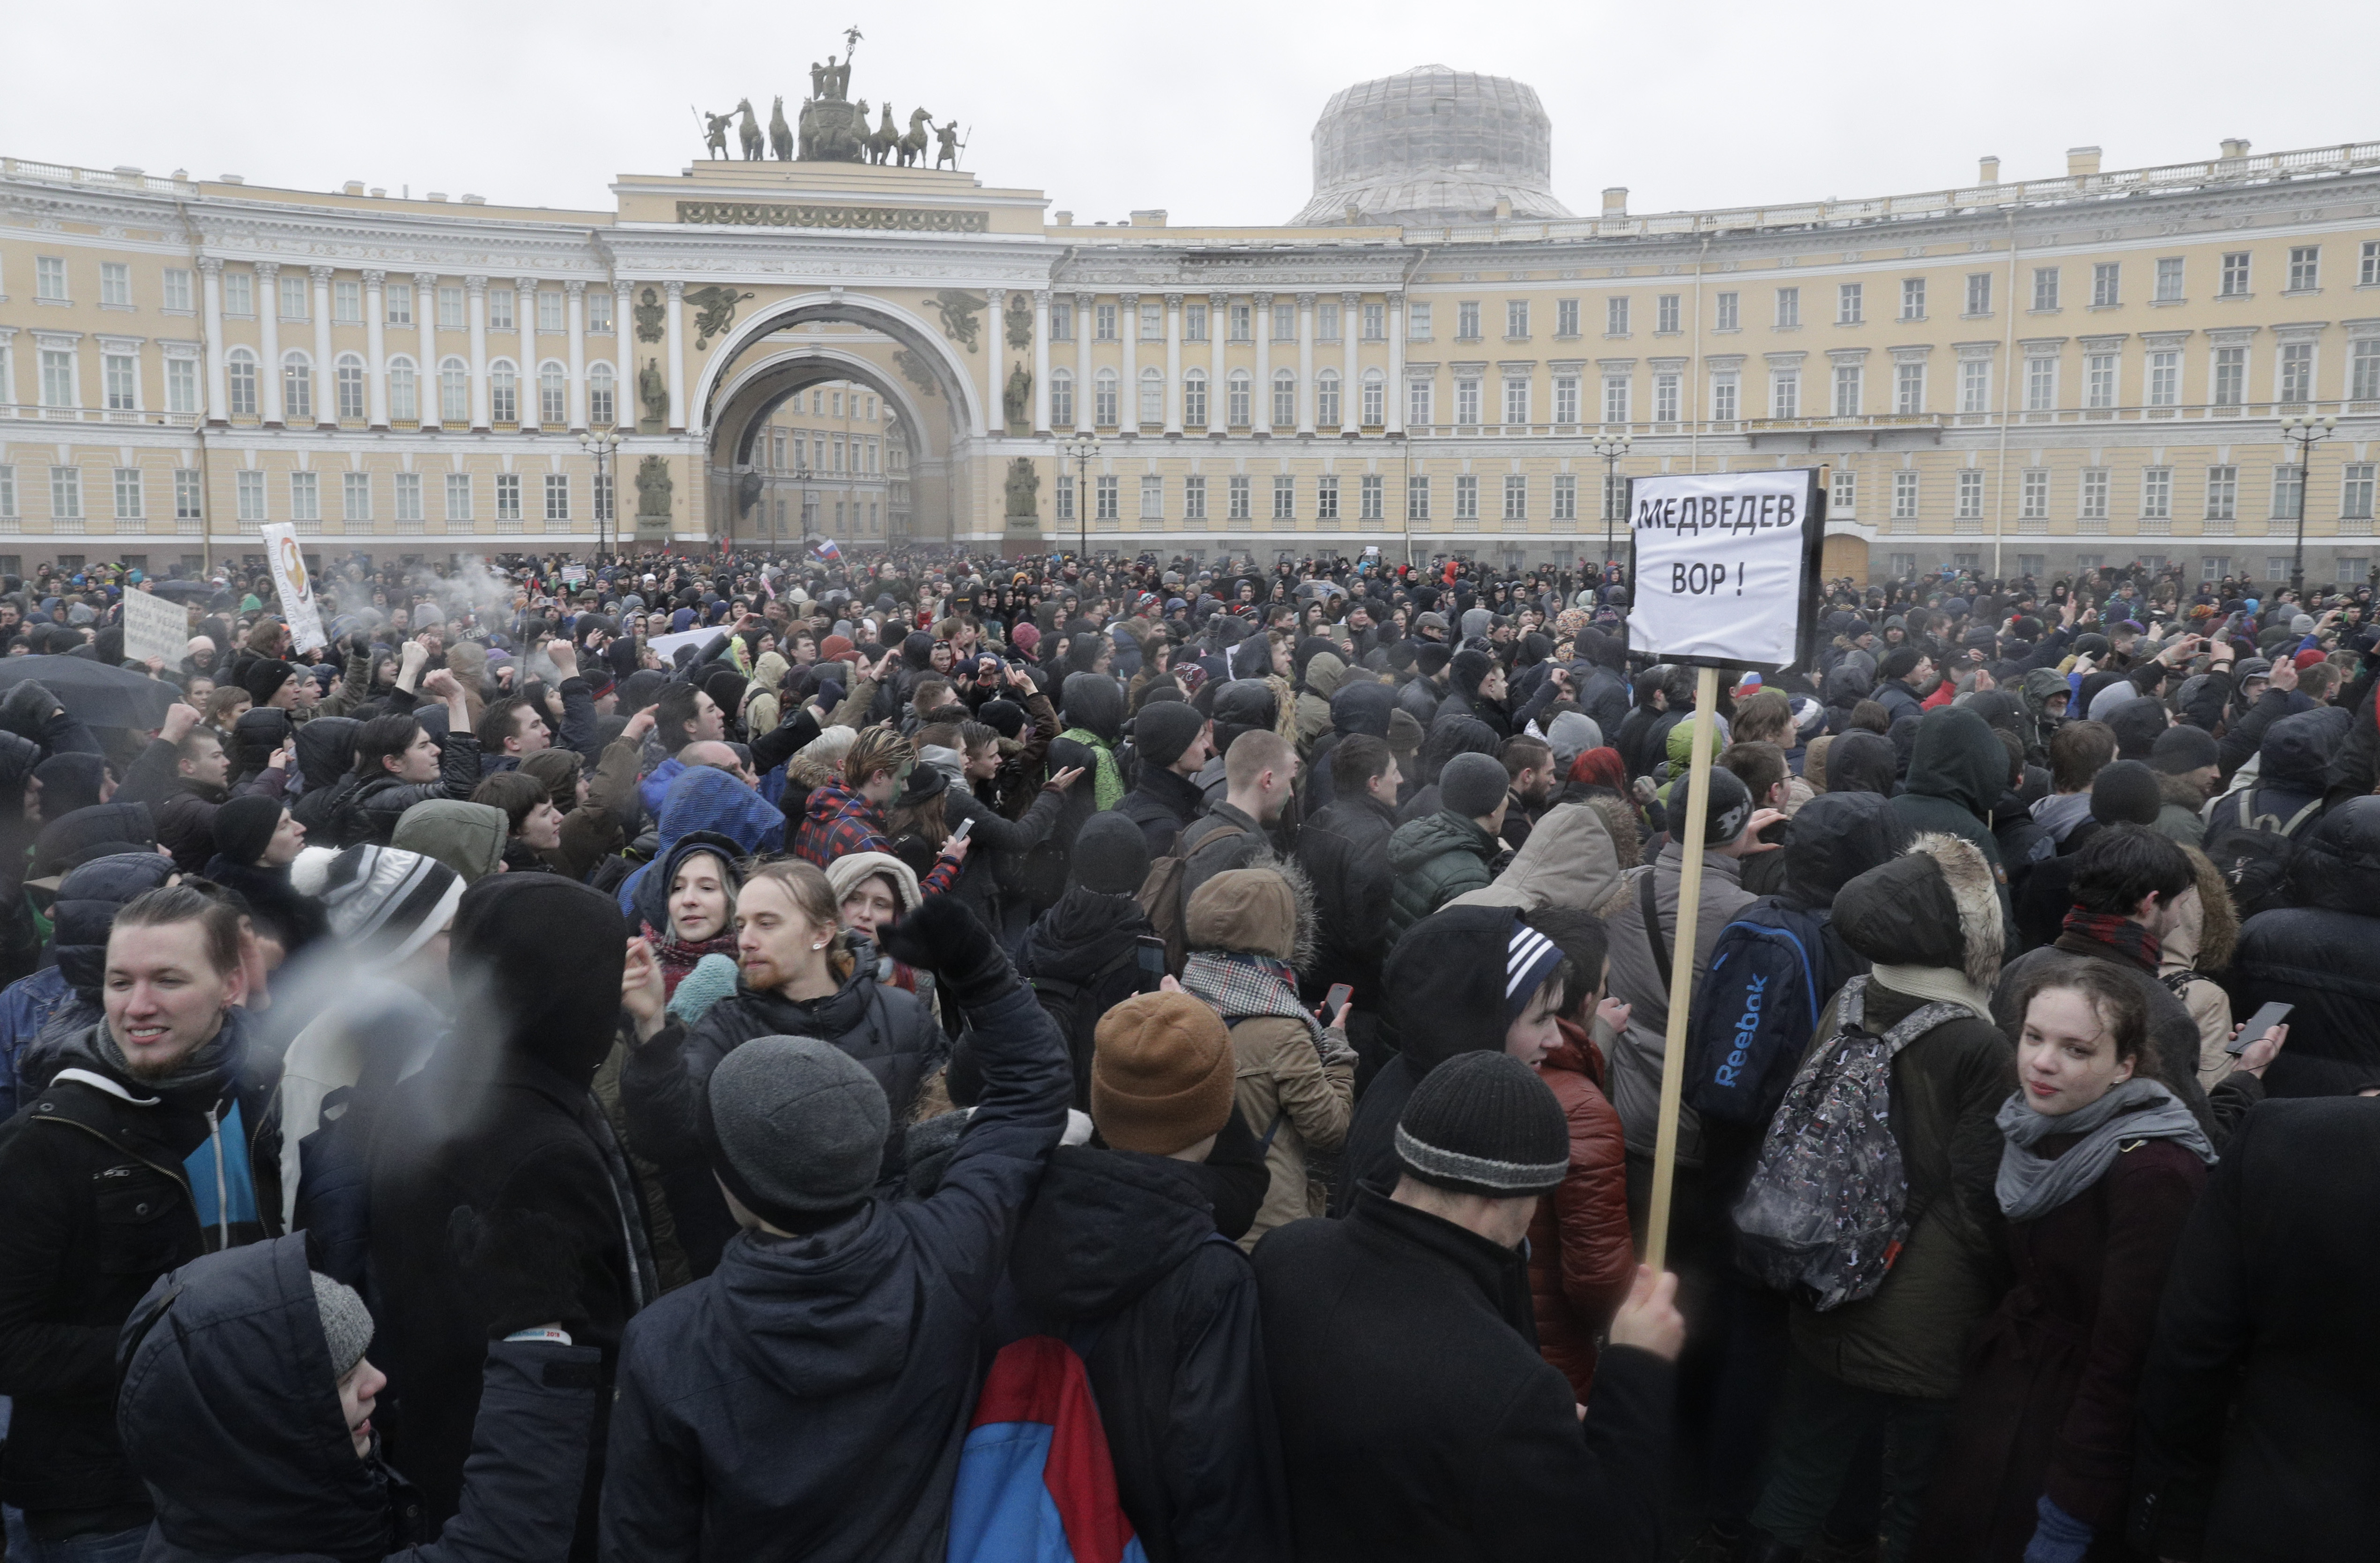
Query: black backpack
2202 788 2321 920
1028 945 1140 1106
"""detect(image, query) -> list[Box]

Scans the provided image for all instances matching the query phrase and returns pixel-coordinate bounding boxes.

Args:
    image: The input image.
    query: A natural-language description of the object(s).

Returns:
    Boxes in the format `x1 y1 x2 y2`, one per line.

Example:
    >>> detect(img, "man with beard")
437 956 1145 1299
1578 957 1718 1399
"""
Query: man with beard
0 886 281 1558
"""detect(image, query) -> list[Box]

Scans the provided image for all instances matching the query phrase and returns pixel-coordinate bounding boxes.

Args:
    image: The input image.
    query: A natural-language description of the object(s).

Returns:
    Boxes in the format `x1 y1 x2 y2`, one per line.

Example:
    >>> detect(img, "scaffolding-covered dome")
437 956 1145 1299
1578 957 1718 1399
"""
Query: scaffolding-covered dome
1291 65 1572 227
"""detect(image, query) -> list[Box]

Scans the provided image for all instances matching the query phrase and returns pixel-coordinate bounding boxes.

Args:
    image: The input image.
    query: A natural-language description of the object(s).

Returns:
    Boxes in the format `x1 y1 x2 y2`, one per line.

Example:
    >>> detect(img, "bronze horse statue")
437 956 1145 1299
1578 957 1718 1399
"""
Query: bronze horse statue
864 104 898 166
735 97 763 161
768 96 793 161
897 107 932 169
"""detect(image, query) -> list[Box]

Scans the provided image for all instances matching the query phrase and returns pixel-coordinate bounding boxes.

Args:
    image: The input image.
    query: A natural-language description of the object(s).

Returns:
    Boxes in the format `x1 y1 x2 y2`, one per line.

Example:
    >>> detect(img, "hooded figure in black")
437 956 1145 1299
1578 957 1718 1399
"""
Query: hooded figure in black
115 1234 602 1563
364 875 648 1561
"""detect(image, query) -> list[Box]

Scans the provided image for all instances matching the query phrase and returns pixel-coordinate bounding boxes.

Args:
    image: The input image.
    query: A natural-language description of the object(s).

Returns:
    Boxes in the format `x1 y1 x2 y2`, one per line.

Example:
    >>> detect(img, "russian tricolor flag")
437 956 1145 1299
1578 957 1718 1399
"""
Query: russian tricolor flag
811 538 842 562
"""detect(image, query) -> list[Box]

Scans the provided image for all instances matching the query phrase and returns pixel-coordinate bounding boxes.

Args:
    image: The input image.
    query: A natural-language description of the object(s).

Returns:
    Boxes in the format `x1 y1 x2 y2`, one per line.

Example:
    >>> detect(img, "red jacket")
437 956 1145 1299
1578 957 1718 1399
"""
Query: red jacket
1528 1018 1636 1402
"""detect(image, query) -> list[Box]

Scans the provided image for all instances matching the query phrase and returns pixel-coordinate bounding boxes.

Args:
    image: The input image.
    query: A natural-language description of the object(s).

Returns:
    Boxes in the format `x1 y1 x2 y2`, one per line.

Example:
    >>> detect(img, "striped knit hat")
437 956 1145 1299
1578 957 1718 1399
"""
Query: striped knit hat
1394 1051 1570 1199
1505 919 1565 1021
294 844 463 968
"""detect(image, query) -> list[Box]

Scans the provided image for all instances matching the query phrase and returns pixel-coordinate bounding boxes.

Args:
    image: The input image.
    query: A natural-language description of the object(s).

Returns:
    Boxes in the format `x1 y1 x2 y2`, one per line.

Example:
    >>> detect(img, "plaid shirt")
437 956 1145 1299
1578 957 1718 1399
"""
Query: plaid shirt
794 782 959 896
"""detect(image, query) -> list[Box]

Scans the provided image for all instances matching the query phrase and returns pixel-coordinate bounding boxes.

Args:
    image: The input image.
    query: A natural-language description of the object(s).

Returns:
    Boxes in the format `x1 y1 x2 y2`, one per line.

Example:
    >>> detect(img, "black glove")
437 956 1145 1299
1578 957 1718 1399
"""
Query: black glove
878 895 1015 1008
447 1203 587 1341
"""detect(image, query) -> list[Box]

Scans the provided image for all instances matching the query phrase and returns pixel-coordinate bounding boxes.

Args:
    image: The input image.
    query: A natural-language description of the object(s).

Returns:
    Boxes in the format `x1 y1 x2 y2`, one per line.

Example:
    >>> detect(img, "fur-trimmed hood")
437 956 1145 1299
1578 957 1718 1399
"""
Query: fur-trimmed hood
1182 849 1316 971
1831 830 2004 993
2163 845 2238 975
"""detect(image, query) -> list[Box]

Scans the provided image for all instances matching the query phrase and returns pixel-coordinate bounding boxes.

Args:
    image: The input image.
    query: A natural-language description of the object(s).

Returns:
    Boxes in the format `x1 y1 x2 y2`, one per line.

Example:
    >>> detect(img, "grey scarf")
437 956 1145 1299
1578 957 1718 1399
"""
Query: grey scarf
60 1013 248 1113
1995 1077 2213 1222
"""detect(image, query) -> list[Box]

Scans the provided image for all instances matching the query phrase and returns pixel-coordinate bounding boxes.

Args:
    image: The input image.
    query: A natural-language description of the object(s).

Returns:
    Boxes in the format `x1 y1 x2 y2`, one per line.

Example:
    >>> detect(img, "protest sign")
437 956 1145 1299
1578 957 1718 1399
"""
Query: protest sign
1624 469 1825 672
119 588 187 668
259 524 328 653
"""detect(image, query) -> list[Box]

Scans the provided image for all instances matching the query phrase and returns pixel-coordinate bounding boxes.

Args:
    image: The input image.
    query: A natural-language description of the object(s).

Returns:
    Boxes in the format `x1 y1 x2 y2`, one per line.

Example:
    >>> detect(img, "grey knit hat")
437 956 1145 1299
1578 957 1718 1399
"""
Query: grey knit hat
1440 752 1510 818
704 1035 890 1221
1394 1051 1569 1198
311 1271 374 1380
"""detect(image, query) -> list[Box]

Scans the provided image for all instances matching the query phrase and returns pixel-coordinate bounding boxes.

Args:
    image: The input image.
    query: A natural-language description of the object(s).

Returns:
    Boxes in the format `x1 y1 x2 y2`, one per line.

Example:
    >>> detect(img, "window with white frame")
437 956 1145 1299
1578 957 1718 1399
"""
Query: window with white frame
1233 303 1255 341
39 348 74 408
104 353 135 411
279 274 307 320
1458 301 1482 338
2031 268 2060 311
2212 347 2246 406
1775 288 1799 327
378 283 411 327
1553 474 1577 520
2141 467 2172 519
1831 469 1857 513
1316 474 1339 520
1272 475 1295 521
2219 253 2250 297
2264 555 2291 581
1271 370 1294 427
445 472 471 522
1094 369 1118 426
1140 303 1162 342
1363 303 1385 340
2080 468 2109 519
2155 258 2184 302
2206 465 2237 520
1504 377 1529 424
1602 376 1629 424
1055 474 1074 521
165 357 198 415
2021 468 2049 519
1555 298 1579 336
236 469 265 523
489 364 517 424
1132 363 1156 425
1895 362 1923 415
2279 342 2313 402
393 472 423 523
2269 464 2303 520
1956 469 1984 519
1891 470 1919 519
114 467 142 521
439 360 469 423
2085 353 2117 409
221 271 260 317
289 470 319 522
436 286 465 329
228 350 257 417
1654 372 1680 422
1094 302 1117 341
1407 475 1429 520
1361 368 1383 425
2024 355 2056 411
2288 246 2320 292
1227 476 1250 520
1715 291 1740 330
2364 241 2380 288
2202 556 2230 581
1554 374 1580 424
1407 378 1431 426
1901 278 1926 320
101 263 131 307
342 471 371 521
327 355 364 420
282 353 312 420
1049 301 1072 341
1182 475 1205 521
1959 358 1989 413
1605 298 1629 335
174 468 202 521
593 473 614 523
1603 473 1628 521
2148 350 2179 406
1503 474 1527 521
545 474 570 521
1456 377 1481 425
1317 369 1341 425
1231 371 1254 426
1184 304 1207 342
1832 364 1861 417
1838 283 1863 325
1360 474 1383 520
2091 263 2120 308
1182 368 1205 426
2343 464 2376 520
1771 370 1799 418
1050 368 1073 427
2017 554 2045 578
334 280 362 323
539 290 565 334
1272 304 1295 341
1454 475 1478 520
1405 301 1430 339
486 289 514 331
35 256 67 302
163 268 193 312
1139 474 1162 520
1657 294 1681 334
2352 341 2380 401
1507 300 1530 338
584 364 610 427
1965 272 1992 316
493 473 521 524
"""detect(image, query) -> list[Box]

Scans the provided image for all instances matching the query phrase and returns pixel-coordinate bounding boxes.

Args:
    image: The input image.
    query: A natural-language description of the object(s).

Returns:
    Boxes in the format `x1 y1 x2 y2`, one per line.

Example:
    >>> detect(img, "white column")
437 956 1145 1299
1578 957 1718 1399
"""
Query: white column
310 266 336 427
613 282 633 432
363 270 389 428
465 275 490 429
565 281 587 431
0 328 15 411
1074 292 1093 432
1163 293 1183 436
1209 292 1227 438
255 262 284 425
1116 293 1138 434
414 272 440 430
198 258 228 424
1251 291 1272 436
663 281 685 432
1387 291 1406 436
1296 291 1316 436
515 277 540 432
985 287 1006 435
1033 289 1051 434
1342 291 1361 435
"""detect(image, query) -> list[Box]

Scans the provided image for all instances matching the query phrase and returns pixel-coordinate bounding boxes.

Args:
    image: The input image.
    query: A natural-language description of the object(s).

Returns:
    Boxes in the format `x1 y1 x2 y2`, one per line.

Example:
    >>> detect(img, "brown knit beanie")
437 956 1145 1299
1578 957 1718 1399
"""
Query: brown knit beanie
1090 991 1236 1155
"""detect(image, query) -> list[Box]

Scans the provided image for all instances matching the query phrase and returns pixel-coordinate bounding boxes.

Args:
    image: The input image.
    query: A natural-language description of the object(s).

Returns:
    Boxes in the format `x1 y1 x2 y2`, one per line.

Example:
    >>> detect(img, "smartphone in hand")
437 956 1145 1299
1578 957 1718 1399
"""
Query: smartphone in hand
2228 1001 2292 1056
1324 983 1353 1018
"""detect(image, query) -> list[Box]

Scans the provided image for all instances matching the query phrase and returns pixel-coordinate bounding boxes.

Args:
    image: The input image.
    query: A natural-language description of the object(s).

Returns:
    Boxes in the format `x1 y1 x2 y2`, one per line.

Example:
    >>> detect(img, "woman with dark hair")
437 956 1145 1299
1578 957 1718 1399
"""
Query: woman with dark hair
1914 957 2235 1563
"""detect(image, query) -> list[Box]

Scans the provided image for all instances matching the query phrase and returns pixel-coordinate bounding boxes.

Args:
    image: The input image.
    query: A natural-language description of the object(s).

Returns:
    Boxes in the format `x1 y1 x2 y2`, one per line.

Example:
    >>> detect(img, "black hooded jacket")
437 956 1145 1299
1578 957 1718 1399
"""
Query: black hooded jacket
1019 888 1158 1108
2230 796 2380 1098
992 1148 1289 1563
116 1235 601 1563
364 876 643 1558
289 717 362 840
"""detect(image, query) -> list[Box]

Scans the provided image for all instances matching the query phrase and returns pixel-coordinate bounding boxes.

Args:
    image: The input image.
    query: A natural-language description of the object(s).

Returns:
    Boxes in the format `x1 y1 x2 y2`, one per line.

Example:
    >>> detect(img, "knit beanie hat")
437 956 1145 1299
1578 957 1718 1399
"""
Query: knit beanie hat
1070 811 1151 894
240 659 297 706
1544 711 1602 771
1414 643 1451 677
1393 1050 1569 1198
311 1270 374 1381
666 952 741 1024
1090 990 1236 1155
1699 763 1755 847
295 844 463 967
1134 700 1208 770
2149 722 2220 775
1386 707 1425 757
2104 698 2171 762
1440 751 1510 818
2090 759 2164 826
1504 920 1565 1022
703 1035 890 1221
210 794 285 867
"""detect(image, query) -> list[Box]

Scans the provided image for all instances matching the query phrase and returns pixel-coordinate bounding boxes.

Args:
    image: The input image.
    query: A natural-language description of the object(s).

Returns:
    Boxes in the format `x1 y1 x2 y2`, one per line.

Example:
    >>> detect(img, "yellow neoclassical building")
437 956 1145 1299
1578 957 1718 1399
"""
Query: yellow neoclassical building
1 60 2377 586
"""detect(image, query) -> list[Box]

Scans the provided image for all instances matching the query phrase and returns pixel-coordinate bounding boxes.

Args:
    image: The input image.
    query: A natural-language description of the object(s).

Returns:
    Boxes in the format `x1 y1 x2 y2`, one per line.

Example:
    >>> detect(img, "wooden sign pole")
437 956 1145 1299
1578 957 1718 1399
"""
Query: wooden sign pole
1644 662 1722 1273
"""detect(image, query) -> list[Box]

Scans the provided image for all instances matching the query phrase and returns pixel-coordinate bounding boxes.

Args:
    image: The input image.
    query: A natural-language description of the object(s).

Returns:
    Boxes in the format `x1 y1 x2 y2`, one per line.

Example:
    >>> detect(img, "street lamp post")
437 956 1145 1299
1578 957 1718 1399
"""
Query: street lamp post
1590 432 1633 583
1061 434 1101 565
578 432 622 562
2281 413 2339 605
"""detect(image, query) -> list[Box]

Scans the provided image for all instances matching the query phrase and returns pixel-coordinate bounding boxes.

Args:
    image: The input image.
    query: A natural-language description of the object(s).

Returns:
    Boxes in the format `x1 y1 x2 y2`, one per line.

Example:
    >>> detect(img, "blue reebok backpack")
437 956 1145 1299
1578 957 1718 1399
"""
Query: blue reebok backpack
1683 902 1832 1128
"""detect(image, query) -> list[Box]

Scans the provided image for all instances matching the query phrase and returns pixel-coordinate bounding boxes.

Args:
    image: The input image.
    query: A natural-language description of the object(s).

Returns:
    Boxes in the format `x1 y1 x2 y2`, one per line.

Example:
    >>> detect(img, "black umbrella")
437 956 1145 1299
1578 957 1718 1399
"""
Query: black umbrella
148 580 217 603
0 656 178 729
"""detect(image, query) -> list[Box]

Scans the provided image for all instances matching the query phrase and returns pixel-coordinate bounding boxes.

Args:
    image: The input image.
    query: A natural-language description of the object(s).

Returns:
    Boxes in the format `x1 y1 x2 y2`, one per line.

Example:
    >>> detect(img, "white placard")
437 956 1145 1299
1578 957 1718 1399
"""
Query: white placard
259 522 329 653
643 627 716 664
561 566 588 585
1625 469 1823 670
119 588 187 667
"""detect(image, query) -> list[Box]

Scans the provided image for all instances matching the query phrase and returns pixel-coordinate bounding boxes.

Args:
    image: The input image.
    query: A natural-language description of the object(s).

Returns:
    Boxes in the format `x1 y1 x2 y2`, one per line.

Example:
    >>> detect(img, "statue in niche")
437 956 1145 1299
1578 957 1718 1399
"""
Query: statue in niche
736 98 763 161
1002 364 1032 432
637 358 668 431
1004 457 1040 521
768 97 794 161
635 455 673 520
931 289 983 354
683 285 755 350
1004 292 1033 350
699 108 735 161
633 287 664 343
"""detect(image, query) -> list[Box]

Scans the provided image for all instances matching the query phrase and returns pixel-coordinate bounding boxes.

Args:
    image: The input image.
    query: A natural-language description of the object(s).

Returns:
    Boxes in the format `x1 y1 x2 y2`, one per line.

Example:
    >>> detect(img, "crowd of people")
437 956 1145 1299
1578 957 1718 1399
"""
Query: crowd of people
0 542 2370 1563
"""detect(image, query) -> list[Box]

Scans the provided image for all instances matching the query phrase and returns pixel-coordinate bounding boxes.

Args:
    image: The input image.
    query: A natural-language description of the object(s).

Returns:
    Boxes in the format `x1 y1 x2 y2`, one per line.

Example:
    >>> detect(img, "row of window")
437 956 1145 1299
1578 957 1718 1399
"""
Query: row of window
0 465 611 524
763 429 884 474
1826 462 2378 521
216 351 616 425
1048 470 1592 524
24 260 627 335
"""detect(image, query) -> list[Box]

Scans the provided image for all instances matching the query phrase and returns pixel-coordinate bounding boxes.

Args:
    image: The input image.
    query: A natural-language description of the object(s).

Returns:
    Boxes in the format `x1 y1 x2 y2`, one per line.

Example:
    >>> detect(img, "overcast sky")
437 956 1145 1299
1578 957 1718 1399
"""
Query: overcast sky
10 0 2376 229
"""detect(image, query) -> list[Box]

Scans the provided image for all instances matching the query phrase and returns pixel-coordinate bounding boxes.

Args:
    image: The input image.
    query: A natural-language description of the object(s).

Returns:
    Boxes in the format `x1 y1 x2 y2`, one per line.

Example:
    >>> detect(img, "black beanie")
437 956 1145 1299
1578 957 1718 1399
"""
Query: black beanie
211 794 285 866
1699 763 1755 847
240 659 297 706
1394 1051 1569 1198
1070 811 1151 895
2149 722 2219 775
977 697 1026 739
2090 759 2164 826
1415 643 1451 677
1134 700 1208 770
2104 698 2171 762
